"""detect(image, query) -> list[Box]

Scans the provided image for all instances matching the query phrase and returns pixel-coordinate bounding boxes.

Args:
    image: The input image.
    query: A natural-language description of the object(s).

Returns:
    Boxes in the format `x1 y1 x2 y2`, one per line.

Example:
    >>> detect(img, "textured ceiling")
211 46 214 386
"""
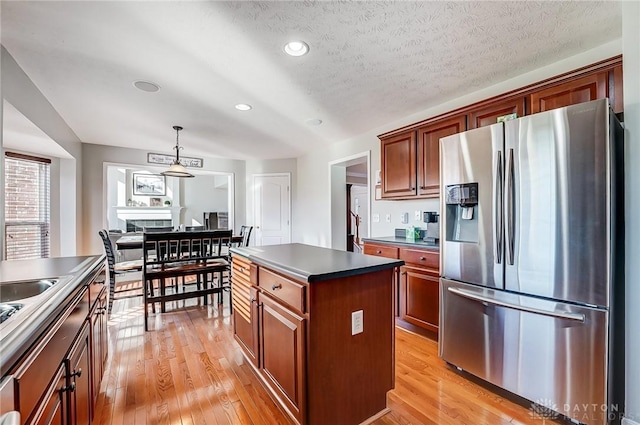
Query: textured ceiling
1 1 621 160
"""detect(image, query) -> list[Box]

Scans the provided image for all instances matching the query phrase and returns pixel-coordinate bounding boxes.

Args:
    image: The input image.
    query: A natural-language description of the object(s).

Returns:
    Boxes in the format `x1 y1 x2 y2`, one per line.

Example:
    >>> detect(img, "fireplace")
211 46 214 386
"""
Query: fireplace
126 219 173 232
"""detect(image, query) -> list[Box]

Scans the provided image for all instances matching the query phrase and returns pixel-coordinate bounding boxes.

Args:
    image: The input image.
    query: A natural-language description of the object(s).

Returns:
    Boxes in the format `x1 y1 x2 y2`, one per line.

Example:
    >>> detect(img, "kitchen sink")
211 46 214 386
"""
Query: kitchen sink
0 279 58 303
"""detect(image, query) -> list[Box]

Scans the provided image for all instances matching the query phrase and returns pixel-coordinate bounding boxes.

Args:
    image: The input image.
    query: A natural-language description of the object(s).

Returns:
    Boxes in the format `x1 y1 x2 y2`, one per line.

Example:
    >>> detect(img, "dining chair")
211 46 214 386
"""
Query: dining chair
98 229 144 314
239 225 253 247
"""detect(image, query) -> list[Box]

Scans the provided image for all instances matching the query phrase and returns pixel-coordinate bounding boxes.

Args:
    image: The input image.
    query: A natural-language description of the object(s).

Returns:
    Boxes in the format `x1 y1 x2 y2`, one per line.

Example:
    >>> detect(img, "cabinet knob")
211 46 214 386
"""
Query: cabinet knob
271 283 282 291
419 256 426 261
71 368 82 378
62 382 76 393
376 250 382 254
250 297 256 303
240 267 245 273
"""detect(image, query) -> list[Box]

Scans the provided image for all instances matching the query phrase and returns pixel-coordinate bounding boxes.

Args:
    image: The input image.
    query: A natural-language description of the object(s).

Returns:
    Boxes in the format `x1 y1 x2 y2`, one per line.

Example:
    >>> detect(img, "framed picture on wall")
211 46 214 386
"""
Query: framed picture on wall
150 197 162 206
133 173 166 196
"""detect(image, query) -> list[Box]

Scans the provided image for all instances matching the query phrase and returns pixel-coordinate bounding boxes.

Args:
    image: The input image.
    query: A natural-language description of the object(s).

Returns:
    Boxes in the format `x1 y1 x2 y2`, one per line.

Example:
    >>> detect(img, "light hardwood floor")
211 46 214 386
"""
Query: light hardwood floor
95 293 564 425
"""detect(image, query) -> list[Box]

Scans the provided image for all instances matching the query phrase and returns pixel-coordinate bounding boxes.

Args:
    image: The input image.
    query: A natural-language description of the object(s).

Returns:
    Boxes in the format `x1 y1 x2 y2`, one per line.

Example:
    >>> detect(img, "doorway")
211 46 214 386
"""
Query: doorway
328 152 370 251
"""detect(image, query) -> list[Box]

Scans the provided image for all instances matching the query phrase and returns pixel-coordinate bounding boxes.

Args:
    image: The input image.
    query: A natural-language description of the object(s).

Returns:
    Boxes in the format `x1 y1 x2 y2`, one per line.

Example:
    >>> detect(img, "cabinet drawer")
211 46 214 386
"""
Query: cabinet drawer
400 248 439 270
258 268 306 313
363 244 399 259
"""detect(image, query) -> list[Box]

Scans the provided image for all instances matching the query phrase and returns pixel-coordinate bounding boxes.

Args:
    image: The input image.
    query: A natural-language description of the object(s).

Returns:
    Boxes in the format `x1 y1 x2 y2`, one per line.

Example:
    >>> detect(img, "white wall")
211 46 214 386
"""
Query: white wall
182 174 230 227
622 2 640 424
244 158 296 229
350 185 369 239
1 47 82 256
294 41 623 247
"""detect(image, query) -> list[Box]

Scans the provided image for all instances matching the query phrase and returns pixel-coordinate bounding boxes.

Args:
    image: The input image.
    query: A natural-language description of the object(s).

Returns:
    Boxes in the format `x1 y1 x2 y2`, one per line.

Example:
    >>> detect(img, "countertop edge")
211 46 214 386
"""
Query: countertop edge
0 255 105 375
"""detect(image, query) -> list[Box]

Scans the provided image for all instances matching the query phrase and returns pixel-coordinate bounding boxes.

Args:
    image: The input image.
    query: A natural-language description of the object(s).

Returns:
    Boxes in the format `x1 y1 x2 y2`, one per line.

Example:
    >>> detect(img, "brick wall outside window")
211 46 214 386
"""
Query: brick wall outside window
4 153 50 260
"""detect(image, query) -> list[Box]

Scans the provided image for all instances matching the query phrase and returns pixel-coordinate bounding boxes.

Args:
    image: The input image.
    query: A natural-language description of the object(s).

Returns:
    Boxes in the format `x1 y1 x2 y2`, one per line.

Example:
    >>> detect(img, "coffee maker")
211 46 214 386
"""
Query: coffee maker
423 211 440 244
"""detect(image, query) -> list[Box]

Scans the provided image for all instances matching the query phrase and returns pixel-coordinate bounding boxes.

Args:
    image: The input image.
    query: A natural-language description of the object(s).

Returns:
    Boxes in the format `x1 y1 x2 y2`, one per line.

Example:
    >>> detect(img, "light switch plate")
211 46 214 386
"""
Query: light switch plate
400 212 409 224
372 213 380 223
415 210 421 220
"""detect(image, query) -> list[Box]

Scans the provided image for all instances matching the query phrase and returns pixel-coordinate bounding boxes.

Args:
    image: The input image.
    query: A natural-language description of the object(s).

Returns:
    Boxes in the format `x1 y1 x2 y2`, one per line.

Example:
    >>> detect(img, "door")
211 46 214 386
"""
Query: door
440 278 608 425
440 123 504 289
504 99 611 307
253 174 291 246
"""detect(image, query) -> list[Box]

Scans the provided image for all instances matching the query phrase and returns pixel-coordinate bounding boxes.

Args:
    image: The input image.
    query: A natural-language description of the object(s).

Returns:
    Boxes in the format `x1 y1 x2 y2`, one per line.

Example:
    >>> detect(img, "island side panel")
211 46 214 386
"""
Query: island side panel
307 268 394 425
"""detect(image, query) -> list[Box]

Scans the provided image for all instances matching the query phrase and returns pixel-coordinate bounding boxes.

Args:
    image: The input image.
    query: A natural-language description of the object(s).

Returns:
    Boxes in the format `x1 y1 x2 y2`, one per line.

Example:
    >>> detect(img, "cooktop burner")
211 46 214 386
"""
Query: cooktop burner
0 303 24 324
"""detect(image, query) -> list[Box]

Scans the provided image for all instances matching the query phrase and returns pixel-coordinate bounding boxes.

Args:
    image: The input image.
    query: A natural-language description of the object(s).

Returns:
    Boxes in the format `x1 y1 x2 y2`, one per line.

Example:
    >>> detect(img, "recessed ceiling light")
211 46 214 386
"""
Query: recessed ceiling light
284 41 309 57
305 118 323 126
133 80 161 92
235 103 253 111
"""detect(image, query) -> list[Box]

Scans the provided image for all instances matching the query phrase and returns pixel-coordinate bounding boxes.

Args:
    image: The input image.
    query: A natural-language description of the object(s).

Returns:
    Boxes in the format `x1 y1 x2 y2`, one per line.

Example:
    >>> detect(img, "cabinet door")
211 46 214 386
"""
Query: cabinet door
259 295 305 423
530 71 608 114
90 292 108 411
29 365 66 425
68 323 91 425
233 286 260 366
380 131 417 198
400 266 439 334
417 116 466 197
468 98 526 129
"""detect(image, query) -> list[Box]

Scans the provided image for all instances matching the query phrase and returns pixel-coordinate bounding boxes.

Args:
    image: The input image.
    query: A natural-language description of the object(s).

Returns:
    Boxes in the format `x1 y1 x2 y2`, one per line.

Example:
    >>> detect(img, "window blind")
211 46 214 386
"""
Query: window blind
4 152 51 260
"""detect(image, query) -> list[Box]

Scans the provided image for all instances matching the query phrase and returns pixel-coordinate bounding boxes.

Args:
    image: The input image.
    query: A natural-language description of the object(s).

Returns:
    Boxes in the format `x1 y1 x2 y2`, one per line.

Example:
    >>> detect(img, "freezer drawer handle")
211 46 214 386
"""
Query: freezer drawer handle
447 287 585 322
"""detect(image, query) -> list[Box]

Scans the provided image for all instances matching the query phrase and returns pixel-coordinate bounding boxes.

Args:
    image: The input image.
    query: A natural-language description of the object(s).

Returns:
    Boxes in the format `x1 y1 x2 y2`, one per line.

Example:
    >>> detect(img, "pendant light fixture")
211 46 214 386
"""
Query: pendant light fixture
161 125 194 178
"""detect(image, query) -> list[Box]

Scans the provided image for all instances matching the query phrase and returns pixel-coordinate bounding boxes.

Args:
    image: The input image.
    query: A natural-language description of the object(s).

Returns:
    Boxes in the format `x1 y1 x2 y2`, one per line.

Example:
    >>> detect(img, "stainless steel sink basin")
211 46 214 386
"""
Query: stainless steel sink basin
0 279 58 303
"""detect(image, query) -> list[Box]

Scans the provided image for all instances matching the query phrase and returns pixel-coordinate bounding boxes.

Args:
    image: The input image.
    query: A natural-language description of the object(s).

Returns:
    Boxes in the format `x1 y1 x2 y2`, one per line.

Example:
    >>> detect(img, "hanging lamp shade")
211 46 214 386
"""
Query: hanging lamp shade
161 125 194 178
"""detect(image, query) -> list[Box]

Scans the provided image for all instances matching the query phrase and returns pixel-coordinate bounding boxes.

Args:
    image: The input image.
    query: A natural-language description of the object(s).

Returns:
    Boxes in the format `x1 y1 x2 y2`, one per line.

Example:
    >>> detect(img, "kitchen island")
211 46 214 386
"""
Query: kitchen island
230 243 404 425
0 255 106 424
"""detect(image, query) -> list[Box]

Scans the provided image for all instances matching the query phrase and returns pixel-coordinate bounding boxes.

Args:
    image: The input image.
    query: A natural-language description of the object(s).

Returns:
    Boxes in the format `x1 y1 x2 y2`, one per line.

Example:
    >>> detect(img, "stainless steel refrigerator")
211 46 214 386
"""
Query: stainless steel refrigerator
439 99 624 425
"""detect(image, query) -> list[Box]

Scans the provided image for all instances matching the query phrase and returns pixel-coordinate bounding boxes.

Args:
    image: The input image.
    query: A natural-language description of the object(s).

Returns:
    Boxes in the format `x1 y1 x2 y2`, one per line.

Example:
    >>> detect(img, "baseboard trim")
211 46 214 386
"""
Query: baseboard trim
360 408 391 425
623 417 640 425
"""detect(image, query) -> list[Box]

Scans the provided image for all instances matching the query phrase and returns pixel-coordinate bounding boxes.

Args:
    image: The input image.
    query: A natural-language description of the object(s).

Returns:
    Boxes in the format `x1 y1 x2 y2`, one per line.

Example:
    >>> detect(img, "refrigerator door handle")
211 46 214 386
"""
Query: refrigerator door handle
505 148 515 265
447 287 586 322
494 151 503 264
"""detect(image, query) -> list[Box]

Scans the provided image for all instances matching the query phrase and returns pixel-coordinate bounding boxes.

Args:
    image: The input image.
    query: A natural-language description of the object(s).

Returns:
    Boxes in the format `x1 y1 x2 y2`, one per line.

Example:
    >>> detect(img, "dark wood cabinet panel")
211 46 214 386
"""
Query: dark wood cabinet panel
363 242 400 317
417 116 466 197
530 71 608 113
260 294 305 423
400 266 439 334
69 323 91 425
30 365 66 425
90 289 107 413
468 98 526 129
611 64 624 114
380 132 417 198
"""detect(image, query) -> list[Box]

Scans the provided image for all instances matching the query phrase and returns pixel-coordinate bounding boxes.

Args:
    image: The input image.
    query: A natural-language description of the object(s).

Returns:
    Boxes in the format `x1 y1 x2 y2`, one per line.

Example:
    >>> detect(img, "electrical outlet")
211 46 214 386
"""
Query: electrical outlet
415 210 421 220
400 212 409 224
372 213 380 223
351 310 363 335
385 213 391 223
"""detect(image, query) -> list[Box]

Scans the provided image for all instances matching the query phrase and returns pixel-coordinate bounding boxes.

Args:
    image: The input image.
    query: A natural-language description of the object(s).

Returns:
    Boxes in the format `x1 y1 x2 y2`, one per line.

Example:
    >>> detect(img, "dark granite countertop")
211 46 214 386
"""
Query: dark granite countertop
362 236 440 250
0 255 104 374
230 243 404 283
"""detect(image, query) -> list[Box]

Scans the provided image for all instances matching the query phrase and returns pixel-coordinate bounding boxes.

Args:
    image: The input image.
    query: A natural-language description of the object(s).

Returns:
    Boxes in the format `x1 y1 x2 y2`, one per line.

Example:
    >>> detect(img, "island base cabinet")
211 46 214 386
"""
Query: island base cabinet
259 295 306 424
90 289 108 410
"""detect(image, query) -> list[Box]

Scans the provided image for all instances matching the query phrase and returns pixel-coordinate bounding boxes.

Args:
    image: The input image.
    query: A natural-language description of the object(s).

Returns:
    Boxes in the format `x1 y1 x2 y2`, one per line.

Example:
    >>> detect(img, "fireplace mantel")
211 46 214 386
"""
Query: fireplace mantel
112 206 184 230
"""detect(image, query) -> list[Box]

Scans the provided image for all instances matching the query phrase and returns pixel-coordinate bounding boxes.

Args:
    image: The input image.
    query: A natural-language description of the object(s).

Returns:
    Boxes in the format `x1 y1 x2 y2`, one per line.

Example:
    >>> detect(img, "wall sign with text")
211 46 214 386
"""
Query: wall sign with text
147 152 203 168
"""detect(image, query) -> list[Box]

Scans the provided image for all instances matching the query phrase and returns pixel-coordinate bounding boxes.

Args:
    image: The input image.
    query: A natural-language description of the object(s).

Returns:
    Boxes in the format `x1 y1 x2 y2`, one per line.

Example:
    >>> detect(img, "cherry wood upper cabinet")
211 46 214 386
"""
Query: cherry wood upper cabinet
417 116 466 197
468 98 526 129
530 71 608 113
380 131 417 198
